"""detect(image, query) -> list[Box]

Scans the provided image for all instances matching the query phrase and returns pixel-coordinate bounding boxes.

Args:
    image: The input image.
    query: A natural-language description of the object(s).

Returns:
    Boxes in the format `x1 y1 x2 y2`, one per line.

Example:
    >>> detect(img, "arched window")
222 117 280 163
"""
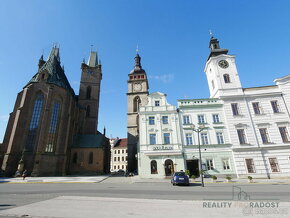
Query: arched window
223 74 230 83
25 94 44 151
73 152 78 164
46 101 61 152
151 160 158 174
133 96 141 112
86 86 91 99
88 152 93 164
86 105 90 117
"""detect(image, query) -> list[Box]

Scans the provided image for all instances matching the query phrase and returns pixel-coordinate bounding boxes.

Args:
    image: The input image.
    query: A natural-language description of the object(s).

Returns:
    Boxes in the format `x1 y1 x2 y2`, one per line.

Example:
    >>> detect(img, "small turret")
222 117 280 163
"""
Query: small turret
38 55 45 69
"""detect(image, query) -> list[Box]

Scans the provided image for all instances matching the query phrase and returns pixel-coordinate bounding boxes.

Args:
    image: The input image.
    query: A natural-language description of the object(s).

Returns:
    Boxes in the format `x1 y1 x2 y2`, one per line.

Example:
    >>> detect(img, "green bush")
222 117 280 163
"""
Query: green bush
225 176 232 181
191 175 196 179
211 175 217 180
185 170 190 176
248 176 253 180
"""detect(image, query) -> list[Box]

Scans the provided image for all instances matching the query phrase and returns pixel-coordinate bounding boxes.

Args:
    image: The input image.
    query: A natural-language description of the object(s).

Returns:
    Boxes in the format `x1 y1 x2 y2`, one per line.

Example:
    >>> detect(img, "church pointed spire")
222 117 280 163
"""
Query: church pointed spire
130 49 146 74
87 51 98 67
48 46 60 62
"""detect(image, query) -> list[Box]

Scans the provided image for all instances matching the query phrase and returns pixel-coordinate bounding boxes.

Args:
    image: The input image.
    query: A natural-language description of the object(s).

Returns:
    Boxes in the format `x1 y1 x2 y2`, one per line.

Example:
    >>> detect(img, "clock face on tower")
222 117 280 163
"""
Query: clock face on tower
133 83 142 92
218 60 229 69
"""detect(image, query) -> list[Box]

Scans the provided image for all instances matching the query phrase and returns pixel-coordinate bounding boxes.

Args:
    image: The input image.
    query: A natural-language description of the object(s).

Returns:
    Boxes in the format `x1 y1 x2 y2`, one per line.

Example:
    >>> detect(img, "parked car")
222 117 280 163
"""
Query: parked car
171 171 189 186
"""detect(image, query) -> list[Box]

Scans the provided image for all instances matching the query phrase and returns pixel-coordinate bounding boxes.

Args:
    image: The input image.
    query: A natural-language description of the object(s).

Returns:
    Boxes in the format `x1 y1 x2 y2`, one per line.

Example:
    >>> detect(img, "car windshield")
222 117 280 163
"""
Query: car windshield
175 172 186 176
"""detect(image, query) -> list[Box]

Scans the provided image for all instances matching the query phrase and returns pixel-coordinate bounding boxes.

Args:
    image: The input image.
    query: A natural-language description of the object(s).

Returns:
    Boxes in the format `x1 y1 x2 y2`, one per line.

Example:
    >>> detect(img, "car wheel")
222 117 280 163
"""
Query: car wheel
173 183 176 186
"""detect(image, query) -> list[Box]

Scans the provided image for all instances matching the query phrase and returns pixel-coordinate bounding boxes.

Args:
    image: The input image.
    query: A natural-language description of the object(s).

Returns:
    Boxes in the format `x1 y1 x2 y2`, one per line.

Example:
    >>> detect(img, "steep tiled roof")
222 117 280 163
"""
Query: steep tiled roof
25 47 75 96
114 138 128 148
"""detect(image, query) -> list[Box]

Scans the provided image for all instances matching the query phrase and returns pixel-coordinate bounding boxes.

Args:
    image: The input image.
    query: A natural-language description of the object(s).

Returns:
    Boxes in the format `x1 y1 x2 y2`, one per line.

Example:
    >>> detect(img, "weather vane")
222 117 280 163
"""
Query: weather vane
209 30 213 37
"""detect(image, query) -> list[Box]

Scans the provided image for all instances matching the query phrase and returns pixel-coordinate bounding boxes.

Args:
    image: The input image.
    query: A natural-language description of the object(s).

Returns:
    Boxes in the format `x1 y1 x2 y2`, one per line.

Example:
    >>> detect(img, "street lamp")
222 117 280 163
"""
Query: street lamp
191 124 205 187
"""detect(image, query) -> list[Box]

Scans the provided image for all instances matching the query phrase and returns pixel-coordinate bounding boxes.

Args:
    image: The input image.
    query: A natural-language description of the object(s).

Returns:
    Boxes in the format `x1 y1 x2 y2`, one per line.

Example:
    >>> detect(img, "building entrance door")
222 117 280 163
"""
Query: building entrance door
186 159 200 177
164 159 174 176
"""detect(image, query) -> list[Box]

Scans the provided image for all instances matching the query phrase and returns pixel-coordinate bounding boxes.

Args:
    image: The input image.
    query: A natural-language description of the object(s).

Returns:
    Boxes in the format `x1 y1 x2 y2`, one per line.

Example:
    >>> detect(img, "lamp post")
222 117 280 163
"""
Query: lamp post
191 124 205 187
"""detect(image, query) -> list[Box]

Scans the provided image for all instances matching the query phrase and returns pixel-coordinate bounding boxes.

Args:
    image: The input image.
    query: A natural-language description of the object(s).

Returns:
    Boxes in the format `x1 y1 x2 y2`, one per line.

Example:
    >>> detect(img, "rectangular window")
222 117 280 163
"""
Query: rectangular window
114 150 117 154
279 127 290 142
231 103 240 115
183 115 190 124
185 133 193 145
216 132 224 144
198 115 205 124
252 102 261 114
155 101 160 106
162 116 168 124
118 150 120 154
212 114 220 123
259 128 270 144
269 158 280 172
122 157 124 161
149 116 155 125
114 157 116 161
271 100 280 113
149 134 156 145
245 159 256 173
237 129 247 144
206 159 214 170
222 159 230 170
118 157 120 161
201 133 209 145
114 165 116 169
163 133 170 144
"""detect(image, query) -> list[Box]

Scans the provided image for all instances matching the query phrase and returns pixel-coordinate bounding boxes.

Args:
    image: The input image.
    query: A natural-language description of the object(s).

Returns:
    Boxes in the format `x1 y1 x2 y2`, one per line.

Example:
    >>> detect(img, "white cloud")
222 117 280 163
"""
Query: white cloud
148 74 174 83
0 115 9 122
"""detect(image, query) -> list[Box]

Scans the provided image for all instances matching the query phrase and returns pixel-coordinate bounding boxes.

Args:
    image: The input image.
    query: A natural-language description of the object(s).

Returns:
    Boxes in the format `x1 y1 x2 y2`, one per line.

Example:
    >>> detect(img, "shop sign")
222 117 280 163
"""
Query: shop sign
153 146 174 151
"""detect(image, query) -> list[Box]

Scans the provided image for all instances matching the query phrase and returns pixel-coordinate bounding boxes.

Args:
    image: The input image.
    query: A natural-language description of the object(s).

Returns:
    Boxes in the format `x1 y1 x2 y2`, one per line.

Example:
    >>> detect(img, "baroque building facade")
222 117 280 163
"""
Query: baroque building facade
0 46 110 176
137 36 290 179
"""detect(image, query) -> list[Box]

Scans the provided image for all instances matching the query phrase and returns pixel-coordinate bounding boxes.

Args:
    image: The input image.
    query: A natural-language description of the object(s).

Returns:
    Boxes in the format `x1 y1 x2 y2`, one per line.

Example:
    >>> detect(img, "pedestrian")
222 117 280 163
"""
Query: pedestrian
22 169 27 180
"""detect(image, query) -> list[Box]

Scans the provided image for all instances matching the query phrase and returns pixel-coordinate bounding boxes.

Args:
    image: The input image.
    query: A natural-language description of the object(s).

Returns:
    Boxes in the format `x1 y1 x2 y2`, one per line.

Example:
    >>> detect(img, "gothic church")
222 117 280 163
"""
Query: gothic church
0 46 110 176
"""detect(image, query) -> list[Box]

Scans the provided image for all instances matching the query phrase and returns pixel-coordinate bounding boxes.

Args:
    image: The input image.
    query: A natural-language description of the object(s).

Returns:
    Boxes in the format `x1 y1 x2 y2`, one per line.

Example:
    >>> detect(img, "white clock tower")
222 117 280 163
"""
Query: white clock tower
127 52 149 172
204 36 243 98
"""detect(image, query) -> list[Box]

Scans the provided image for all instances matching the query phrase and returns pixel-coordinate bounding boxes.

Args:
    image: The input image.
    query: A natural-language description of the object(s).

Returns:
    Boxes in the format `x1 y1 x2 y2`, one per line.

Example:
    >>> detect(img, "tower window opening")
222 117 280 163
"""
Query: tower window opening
223 74 231 83
86 86 92 99
133 96 141 112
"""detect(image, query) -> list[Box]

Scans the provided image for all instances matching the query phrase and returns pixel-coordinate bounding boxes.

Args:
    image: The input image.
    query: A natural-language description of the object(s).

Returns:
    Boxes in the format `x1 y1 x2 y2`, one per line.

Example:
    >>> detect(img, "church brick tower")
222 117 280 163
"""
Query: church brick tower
78 51 102 134
127 52 149 172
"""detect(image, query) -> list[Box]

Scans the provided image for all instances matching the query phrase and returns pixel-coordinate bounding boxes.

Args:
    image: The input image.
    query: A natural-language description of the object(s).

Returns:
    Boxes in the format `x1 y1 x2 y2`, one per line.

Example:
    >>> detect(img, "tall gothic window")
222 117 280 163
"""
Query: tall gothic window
86 86 91 99
133 96 141 112
25 94 44 151
88 152 93 164
86 105 90 117
46 101 61 152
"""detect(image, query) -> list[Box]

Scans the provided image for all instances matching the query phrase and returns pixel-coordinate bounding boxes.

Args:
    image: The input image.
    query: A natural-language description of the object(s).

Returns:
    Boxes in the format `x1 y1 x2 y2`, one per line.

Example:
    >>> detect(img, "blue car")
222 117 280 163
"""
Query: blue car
171 171 189 186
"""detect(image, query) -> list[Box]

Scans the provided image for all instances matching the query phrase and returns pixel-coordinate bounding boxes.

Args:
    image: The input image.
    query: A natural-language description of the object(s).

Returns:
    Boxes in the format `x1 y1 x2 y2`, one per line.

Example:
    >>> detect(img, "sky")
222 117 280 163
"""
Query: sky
0 0 290 142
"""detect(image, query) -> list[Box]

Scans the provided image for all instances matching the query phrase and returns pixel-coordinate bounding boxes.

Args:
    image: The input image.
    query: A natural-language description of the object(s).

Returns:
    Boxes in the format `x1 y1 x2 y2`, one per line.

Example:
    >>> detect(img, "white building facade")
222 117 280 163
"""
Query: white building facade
138 92 184 178
177 98 236 177
204 36 290 178
137 36 290 179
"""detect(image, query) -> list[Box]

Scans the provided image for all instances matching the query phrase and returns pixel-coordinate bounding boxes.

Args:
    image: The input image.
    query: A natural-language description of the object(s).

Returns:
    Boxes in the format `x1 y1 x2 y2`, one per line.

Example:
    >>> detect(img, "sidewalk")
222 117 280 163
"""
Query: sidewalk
131 176 290 184
0 175 109 184
0 175 289 184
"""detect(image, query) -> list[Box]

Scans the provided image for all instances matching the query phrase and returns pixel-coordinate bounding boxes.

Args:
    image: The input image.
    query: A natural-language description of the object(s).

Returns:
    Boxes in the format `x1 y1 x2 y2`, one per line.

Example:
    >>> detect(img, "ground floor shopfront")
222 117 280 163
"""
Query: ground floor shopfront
138 146 236 178
138 149 185 178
